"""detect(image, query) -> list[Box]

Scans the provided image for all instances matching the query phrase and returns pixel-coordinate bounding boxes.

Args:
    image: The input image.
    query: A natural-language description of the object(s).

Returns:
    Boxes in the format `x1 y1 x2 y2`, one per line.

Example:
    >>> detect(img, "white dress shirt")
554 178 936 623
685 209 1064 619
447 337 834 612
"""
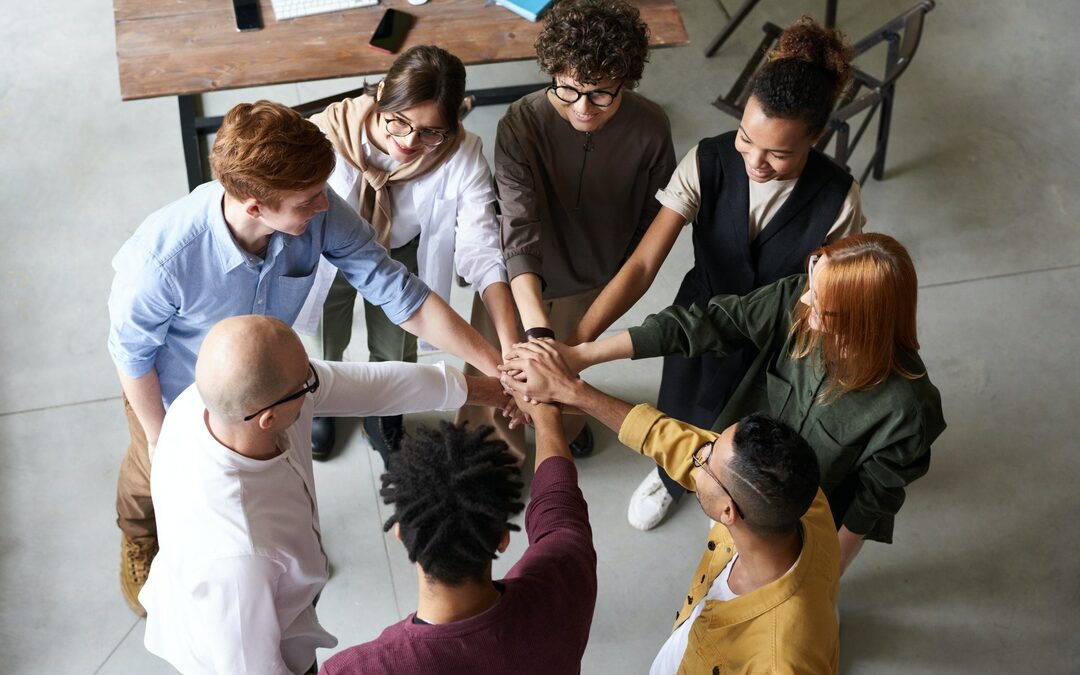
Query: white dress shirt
141 359 468 674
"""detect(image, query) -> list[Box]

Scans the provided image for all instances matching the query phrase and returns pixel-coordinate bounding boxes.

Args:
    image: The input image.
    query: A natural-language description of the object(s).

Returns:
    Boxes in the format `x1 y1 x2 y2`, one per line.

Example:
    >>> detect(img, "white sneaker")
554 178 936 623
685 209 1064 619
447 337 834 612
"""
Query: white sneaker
627 468 675 531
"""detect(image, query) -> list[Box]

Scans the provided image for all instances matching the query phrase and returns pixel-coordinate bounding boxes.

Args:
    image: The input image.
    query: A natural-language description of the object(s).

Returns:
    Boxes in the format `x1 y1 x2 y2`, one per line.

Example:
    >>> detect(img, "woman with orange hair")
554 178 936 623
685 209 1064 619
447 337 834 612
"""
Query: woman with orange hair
517 233 945 572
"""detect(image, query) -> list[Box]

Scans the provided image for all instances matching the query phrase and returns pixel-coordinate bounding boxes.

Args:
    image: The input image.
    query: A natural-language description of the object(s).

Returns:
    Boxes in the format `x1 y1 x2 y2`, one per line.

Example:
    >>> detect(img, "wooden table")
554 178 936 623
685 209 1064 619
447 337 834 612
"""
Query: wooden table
112 0 689 189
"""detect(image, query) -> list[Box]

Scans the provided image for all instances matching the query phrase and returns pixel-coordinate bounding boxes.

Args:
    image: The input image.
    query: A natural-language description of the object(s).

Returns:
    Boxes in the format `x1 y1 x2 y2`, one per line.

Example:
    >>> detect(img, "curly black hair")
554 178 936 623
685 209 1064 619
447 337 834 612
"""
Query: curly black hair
750 15 854 136
727 413 820 537
534 0 650 87
381 422 525 585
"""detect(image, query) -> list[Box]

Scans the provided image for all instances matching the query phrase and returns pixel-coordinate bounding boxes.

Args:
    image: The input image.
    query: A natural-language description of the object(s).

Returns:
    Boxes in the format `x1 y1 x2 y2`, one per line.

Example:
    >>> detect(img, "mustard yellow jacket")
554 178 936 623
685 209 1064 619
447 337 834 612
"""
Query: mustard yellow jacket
620 404 840 674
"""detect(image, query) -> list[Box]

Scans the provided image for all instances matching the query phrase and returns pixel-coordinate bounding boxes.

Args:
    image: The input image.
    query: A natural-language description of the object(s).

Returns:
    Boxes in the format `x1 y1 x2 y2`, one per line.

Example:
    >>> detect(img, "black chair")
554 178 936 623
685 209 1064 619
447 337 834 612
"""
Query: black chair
712 1 936 184
704 0 838 57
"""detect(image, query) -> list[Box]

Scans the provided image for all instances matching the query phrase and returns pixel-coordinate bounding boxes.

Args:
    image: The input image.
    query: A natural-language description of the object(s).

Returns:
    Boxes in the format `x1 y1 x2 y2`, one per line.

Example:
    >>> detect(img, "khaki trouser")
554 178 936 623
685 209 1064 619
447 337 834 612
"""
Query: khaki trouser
302 236 420 364
116 394 155 540
455 285 601 462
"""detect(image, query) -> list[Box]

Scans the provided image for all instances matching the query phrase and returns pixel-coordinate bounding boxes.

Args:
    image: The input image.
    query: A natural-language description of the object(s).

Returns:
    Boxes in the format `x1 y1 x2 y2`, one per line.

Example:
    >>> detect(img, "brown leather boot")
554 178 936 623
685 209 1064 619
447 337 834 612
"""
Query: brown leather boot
120 534 158 617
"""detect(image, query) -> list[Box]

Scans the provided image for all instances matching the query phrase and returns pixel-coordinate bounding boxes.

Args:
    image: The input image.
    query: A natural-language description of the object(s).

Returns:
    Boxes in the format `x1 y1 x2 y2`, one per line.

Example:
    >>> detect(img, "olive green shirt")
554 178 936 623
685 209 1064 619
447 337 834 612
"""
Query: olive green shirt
628 275 946 543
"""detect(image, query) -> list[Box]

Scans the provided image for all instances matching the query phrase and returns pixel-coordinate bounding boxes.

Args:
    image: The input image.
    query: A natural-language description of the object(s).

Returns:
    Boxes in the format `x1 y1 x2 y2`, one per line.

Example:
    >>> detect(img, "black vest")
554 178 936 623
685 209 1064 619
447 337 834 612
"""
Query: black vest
657 132 853 424
689 131 853 301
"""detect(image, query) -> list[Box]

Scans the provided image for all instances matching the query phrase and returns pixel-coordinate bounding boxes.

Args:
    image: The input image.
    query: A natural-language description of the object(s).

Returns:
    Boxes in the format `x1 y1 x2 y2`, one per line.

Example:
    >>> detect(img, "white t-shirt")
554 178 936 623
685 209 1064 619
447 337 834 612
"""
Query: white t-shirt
360 127 421 249
141 359 468 675
656 144 866 243
650 555 740 675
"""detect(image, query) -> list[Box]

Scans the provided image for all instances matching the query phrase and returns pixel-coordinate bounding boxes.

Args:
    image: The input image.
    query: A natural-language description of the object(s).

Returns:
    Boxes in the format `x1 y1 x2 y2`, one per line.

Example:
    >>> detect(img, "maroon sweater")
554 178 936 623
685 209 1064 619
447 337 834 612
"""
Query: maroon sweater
321 457 597 675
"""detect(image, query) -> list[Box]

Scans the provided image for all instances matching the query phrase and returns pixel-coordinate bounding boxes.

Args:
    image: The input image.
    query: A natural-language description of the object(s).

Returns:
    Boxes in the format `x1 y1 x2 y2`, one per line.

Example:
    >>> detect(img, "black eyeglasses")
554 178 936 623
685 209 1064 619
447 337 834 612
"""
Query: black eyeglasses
692 441 744 519
548 79 624 107
243 363 319 422
383 116 450 148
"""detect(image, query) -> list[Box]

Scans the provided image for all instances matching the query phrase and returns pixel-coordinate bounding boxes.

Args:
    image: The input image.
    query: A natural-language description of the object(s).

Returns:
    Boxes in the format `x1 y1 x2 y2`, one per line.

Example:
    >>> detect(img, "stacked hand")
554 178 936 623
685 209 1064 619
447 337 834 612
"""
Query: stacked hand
499 339 582 407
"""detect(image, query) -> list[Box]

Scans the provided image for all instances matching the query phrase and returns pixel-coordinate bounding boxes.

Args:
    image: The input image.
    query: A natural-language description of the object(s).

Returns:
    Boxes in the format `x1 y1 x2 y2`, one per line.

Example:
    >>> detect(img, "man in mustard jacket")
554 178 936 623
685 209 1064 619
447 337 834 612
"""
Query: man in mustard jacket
502 340 840 673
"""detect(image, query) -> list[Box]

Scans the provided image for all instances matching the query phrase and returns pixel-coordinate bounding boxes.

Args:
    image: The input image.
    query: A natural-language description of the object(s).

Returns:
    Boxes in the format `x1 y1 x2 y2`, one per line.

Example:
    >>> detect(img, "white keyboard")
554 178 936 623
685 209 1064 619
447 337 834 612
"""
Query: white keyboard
271 0 379 21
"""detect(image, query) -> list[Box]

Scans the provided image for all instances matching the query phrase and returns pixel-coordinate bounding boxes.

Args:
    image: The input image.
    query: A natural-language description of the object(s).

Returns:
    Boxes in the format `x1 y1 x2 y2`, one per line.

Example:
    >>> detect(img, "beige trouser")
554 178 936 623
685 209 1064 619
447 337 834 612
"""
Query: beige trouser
455 286 601 463
116 395 154 540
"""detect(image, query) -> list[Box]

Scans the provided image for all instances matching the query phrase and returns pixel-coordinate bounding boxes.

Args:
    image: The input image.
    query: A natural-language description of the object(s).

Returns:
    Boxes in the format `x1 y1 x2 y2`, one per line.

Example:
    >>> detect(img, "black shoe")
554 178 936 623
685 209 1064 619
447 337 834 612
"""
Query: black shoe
363 415 404 469
311 417 336 461
569 423 594 458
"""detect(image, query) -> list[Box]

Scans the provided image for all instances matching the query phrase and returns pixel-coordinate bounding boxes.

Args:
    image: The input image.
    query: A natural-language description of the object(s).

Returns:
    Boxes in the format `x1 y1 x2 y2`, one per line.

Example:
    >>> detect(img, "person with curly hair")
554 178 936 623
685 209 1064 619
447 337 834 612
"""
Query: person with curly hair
322 405 596 674
564 16 869 531
465 0 676 461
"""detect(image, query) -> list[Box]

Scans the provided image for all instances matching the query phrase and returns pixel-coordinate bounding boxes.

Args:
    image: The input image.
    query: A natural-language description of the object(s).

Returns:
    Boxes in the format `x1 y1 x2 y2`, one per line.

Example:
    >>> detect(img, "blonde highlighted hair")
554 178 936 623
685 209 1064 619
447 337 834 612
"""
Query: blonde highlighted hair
210 100 335 208
790 233 923 399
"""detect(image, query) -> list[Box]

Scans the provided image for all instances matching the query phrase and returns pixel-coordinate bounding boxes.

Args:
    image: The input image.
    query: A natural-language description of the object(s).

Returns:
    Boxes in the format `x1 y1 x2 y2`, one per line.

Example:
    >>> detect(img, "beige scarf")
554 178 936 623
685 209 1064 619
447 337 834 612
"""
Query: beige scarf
309 94 463 248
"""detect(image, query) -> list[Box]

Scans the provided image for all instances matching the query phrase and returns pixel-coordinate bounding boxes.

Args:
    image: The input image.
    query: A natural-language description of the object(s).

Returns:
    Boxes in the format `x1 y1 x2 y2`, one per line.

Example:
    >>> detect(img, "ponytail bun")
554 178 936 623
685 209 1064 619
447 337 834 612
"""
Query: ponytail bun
749 15 854 136
770 15 853 97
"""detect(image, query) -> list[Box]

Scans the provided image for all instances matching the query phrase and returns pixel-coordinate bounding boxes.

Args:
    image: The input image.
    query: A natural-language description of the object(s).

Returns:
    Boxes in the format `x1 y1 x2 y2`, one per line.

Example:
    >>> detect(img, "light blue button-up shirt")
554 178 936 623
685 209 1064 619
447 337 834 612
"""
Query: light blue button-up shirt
107 181 429 407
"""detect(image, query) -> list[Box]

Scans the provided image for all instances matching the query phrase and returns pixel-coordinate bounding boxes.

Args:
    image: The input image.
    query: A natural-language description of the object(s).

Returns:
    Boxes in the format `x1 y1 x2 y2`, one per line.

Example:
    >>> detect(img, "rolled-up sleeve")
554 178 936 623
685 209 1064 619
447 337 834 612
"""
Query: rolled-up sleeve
618 404 717 492
453 136 508 295
843 403 936 540
320 190 429 325
107 242 177 378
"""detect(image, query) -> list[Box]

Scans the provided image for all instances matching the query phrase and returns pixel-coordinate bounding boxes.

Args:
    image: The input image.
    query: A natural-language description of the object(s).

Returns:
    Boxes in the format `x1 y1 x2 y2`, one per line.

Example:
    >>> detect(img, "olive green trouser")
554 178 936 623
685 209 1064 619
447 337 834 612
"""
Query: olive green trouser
301 236 419 364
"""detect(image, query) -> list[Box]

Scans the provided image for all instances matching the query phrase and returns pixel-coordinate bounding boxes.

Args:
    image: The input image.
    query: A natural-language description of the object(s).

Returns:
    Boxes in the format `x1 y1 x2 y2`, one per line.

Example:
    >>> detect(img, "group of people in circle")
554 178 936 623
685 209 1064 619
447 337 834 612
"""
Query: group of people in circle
107 0 945 672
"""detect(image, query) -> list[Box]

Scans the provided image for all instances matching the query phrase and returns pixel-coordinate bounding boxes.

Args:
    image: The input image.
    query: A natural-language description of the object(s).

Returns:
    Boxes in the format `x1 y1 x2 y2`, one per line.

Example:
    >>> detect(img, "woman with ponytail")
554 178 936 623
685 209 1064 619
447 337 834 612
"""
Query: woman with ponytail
566 17 869 530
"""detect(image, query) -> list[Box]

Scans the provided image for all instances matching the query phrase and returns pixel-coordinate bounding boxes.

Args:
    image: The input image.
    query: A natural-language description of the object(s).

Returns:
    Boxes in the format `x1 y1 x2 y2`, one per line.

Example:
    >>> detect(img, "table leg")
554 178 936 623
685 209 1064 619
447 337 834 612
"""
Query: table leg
178 95 207 192
825 0 838 28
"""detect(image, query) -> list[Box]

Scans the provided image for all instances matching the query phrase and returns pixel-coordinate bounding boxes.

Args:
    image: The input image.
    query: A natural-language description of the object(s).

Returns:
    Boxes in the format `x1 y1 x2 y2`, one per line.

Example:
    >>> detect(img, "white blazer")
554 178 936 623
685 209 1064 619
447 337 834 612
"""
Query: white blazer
295 131 507 334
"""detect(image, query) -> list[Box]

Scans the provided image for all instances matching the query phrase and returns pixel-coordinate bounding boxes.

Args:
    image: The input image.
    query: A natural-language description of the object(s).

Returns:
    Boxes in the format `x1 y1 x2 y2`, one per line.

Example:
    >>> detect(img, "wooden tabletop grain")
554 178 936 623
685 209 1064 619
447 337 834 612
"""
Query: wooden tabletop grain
113 0 689 100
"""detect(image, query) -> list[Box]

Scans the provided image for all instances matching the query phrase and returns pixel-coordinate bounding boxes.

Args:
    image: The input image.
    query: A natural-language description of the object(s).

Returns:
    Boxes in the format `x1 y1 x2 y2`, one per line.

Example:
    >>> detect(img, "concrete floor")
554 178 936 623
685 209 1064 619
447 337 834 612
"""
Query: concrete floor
1 0 1078 672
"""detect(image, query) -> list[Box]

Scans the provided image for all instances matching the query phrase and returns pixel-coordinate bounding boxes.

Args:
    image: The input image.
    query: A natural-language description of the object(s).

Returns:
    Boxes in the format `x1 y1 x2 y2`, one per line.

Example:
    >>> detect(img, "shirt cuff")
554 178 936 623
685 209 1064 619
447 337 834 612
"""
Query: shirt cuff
627 325 665 360
382 284 430 325
655 188 696 222
474 266 509 296
617 403 665 453
841 498 880 538
505 253 544 284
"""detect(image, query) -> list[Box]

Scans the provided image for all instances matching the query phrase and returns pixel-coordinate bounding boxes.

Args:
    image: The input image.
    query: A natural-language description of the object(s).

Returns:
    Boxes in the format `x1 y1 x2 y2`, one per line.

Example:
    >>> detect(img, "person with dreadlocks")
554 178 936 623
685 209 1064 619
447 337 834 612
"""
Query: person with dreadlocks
321 402 597 674
139 315 508 675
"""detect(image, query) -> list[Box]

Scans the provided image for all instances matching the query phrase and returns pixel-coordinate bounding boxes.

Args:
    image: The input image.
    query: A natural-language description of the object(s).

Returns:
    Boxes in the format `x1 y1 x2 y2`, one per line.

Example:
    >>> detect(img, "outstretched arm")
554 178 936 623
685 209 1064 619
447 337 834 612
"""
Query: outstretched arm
569 207 686 345
400 292 502 376
501 340 634 435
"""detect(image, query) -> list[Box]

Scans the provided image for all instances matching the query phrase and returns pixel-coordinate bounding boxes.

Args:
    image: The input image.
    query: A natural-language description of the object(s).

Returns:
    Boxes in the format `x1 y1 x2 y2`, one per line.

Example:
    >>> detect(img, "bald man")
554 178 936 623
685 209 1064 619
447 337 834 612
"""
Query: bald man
139 316 506 675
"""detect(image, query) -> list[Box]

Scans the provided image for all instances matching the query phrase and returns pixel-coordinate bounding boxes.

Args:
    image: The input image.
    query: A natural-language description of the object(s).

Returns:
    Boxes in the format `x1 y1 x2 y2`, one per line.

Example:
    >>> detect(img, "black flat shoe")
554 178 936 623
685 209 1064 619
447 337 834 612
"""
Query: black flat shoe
569 423 594 458
363 414 404 469
311 417 336 461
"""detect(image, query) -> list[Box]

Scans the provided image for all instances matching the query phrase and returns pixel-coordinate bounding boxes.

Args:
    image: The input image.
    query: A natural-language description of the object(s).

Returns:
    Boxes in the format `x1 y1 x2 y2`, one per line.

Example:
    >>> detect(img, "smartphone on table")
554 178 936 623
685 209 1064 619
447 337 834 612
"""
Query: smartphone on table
232 0 263 31
369 9 414 54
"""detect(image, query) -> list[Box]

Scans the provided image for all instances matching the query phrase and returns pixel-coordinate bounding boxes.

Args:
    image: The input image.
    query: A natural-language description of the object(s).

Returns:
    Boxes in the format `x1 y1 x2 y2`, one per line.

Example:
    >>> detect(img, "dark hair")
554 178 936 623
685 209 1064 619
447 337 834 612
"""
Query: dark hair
381 422 525 585
726 413 820 537
535 0 650 87
211 100 335 208
750 15 854 137
364 45 467 134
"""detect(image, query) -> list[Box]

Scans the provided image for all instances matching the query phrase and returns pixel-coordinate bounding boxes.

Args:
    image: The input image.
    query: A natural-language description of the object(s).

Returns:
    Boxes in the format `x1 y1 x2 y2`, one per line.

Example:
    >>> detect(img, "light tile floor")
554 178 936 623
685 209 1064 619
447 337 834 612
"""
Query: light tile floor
1 0 1078 672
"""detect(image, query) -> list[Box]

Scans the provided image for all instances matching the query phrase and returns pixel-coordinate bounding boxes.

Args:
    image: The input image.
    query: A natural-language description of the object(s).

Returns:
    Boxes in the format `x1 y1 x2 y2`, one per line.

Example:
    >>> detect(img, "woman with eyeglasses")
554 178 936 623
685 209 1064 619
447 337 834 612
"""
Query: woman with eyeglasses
560 16 868 531
517 233 945 573
295 45 519 464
